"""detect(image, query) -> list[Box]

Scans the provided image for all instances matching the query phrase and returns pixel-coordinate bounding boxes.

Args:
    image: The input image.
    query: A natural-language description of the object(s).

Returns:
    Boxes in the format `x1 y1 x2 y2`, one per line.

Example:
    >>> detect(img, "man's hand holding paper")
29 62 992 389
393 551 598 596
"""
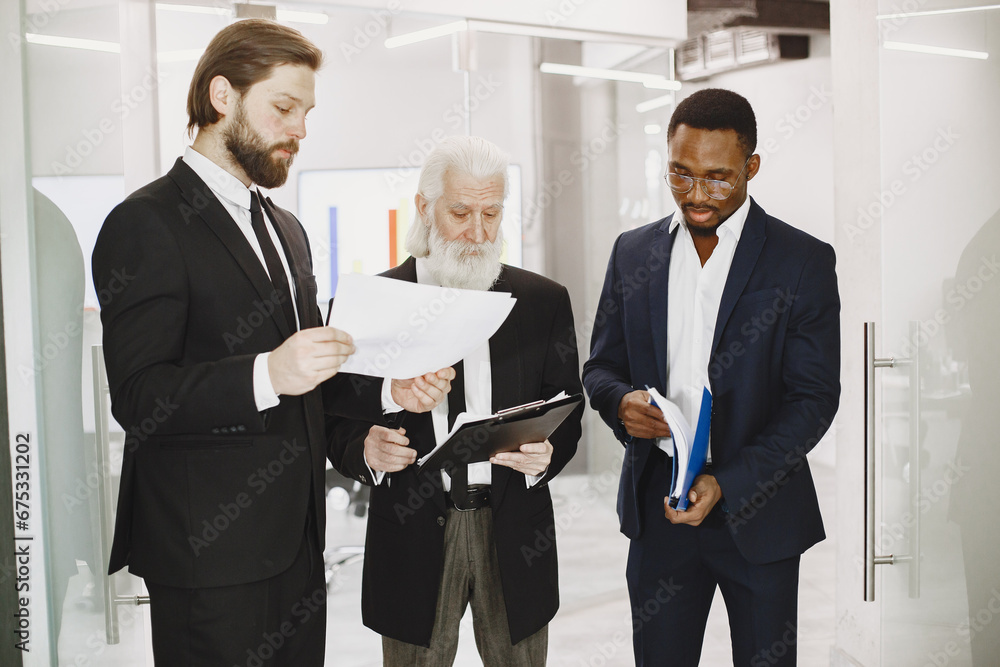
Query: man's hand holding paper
269 326 356 396
646 386 714 513
328 273 515 379
618 389 672 439
390 367 456 413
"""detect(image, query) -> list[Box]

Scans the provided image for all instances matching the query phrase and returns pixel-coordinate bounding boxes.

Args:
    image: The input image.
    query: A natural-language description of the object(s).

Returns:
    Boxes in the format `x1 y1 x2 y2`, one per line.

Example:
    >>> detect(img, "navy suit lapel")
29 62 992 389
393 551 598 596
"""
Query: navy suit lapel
711 201 767 358
650 216 677 393
487 268 518 511
167 159 292 339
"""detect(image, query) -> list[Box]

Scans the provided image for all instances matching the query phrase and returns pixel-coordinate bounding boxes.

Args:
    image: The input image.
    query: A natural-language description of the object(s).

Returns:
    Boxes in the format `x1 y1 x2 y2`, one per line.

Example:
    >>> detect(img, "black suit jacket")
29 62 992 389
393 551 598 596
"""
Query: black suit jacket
93 158 327 588
583 199 840 565
327 257 583 646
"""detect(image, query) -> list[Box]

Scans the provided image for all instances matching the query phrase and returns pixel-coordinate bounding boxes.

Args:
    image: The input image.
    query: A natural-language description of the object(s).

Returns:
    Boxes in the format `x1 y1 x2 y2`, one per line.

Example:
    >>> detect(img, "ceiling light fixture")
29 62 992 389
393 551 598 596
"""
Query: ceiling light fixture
883 40 988 60
877 4 1000 20
25 33 120 53
155 3 228 16
539 62 680 90
154 3 328 25
275 9 328 25
384 20 468 49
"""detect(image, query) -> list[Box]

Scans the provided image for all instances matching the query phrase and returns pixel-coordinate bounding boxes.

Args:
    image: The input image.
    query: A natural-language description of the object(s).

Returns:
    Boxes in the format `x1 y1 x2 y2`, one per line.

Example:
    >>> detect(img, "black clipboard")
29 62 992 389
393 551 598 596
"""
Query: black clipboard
416 394 583 472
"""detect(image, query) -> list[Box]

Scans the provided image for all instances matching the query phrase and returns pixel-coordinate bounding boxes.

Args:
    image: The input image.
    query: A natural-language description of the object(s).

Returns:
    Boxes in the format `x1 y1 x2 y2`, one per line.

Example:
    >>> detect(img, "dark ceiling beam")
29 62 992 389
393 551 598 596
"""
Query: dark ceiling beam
724 1 830 32
688 0 756 10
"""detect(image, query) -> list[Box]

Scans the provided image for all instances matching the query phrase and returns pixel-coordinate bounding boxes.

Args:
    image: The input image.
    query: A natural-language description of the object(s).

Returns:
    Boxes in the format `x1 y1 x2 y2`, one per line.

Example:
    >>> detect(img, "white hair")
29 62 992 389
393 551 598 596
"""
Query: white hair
405 135 510 258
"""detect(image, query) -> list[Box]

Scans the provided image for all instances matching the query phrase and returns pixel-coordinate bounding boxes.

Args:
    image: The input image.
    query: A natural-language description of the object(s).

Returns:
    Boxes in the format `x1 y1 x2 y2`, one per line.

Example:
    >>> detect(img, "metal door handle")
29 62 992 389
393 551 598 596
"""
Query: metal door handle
863 322 921 602
92 345 149 645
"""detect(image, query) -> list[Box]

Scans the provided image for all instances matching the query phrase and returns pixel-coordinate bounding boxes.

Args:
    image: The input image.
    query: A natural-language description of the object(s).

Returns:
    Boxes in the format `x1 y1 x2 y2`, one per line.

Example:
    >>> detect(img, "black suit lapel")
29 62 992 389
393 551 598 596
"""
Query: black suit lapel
261 195 319 329
650 216 677 393
167 158 292 339
385 257 448 513
712 200 767 358
384 255 418 283
487 268 518 510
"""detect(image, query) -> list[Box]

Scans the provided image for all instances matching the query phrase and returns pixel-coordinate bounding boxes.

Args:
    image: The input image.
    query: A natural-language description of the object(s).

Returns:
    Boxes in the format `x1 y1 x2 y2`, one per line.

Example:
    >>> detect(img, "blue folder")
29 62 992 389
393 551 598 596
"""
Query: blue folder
669 387 713 511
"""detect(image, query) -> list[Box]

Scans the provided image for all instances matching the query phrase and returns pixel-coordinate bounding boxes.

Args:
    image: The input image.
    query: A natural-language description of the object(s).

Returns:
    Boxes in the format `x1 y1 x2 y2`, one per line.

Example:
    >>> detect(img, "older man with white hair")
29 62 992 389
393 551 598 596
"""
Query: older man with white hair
329 135 583 665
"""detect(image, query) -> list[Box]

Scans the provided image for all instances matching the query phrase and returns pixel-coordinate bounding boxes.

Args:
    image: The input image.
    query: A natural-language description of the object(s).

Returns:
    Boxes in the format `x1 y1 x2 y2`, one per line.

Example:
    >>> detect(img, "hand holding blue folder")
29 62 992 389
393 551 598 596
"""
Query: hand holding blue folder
646 386 713 511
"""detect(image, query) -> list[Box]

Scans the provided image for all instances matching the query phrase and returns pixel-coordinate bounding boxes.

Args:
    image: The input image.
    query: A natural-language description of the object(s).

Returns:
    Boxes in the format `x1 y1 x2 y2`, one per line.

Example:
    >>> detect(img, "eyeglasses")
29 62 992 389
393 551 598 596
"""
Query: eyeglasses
664 155 752 201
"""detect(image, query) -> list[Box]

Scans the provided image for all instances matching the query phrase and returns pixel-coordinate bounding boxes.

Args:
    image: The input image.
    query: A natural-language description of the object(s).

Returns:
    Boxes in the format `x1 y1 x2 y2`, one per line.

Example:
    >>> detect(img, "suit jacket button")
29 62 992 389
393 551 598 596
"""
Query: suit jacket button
211 428 220 434
237 425 246 432
437 516 446 527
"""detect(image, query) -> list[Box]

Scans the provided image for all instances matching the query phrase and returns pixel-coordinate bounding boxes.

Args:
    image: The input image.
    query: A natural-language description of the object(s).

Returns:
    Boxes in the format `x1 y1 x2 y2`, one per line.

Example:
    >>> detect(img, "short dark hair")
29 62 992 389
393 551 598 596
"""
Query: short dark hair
186 19 323 134
667 88 757 157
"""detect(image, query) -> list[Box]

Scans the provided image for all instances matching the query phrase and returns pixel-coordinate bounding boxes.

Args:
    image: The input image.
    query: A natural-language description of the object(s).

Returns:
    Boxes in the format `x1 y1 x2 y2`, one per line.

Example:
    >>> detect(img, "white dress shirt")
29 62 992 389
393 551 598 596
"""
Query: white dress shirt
371 258 541 489
661 195 752 462
182 147 299 412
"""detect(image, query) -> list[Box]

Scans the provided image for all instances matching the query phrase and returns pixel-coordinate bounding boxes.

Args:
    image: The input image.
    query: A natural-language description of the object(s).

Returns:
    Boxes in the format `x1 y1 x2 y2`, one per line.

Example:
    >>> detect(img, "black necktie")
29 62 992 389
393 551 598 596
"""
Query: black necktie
447 361 468 497
447 360 466 430
249 191 297 332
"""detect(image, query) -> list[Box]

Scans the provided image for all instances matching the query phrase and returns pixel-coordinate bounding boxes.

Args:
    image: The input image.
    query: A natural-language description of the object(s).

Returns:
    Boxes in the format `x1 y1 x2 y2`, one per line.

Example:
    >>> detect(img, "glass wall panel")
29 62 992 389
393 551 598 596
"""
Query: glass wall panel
878 6 1000 666
23 0 152 663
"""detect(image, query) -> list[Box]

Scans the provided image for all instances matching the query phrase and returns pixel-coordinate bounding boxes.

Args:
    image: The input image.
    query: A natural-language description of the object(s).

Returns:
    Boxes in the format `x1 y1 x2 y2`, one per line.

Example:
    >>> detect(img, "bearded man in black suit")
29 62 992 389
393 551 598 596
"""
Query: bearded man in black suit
93 19 450 665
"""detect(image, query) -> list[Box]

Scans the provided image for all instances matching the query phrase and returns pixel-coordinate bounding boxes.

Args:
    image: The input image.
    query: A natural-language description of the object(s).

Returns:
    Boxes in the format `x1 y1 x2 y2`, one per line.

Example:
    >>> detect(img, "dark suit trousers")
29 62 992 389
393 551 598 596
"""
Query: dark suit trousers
627 447 800 667
381 507 548 666
145 526 326 667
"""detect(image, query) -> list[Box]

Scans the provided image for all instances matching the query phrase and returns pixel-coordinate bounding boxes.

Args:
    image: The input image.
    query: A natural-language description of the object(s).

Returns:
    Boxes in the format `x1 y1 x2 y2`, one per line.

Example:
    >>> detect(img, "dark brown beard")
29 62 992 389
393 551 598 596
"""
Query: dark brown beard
223 101 298 189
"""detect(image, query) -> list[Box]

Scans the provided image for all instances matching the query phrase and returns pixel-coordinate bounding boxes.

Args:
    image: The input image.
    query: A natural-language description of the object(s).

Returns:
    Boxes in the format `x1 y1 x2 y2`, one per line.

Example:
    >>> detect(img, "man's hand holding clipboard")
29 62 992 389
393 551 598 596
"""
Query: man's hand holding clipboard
415 393 583 474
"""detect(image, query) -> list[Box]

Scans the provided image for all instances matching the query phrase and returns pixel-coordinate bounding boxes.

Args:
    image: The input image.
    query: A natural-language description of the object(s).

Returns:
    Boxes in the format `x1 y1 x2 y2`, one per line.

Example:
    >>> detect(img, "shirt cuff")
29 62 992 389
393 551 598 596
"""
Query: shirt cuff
253 353 280 412
381 378 404 414
362 451 388 486
524 470 547 488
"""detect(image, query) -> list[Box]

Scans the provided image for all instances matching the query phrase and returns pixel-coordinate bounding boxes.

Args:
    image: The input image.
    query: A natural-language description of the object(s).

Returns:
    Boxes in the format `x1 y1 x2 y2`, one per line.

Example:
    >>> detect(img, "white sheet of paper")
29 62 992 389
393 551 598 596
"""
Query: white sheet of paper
646 386 693 500
327 273 516 379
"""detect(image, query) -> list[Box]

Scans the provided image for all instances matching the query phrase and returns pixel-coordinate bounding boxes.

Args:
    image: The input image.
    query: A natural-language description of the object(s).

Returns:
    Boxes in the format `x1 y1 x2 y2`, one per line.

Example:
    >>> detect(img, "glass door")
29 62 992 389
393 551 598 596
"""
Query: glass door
13 0 153 663
875 5 1000 665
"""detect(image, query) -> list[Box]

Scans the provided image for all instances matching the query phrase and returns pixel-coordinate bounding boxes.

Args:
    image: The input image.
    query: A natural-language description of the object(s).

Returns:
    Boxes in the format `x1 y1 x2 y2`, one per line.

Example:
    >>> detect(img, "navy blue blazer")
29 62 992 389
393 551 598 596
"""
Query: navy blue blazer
582 199 840 565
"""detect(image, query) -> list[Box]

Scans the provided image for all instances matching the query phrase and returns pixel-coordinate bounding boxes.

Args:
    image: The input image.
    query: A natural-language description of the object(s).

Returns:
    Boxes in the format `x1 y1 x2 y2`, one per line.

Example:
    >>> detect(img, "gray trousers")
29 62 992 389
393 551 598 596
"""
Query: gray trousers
382 507 548 666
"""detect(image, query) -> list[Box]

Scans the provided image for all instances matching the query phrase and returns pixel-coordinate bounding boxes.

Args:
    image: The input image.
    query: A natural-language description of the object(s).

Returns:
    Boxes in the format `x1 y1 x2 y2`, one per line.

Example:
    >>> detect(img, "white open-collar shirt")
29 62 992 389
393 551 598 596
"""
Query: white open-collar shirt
661 195 753 462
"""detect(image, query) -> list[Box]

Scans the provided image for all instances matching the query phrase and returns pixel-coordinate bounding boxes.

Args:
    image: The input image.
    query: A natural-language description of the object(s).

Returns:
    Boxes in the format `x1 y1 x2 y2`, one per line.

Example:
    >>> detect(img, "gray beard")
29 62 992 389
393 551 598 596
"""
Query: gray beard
424 221 504 291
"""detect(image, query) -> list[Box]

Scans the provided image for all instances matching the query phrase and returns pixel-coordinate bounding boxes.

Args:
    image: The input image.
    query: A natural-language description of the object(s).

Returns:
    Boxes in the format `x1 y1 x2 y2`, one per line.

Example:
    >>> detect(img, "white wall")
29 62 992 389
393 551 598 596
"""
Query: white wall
27 3 124 178
153 7 540 270
674 36 835 246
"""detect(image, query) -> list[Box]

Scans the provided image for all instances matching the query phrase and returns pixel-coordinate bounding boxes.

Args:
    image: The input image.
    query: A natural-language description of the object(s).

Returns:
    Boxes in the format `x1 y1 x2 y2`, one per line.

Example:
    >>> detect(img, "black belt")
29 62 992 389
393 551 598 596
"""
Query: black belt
448 484 491 511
